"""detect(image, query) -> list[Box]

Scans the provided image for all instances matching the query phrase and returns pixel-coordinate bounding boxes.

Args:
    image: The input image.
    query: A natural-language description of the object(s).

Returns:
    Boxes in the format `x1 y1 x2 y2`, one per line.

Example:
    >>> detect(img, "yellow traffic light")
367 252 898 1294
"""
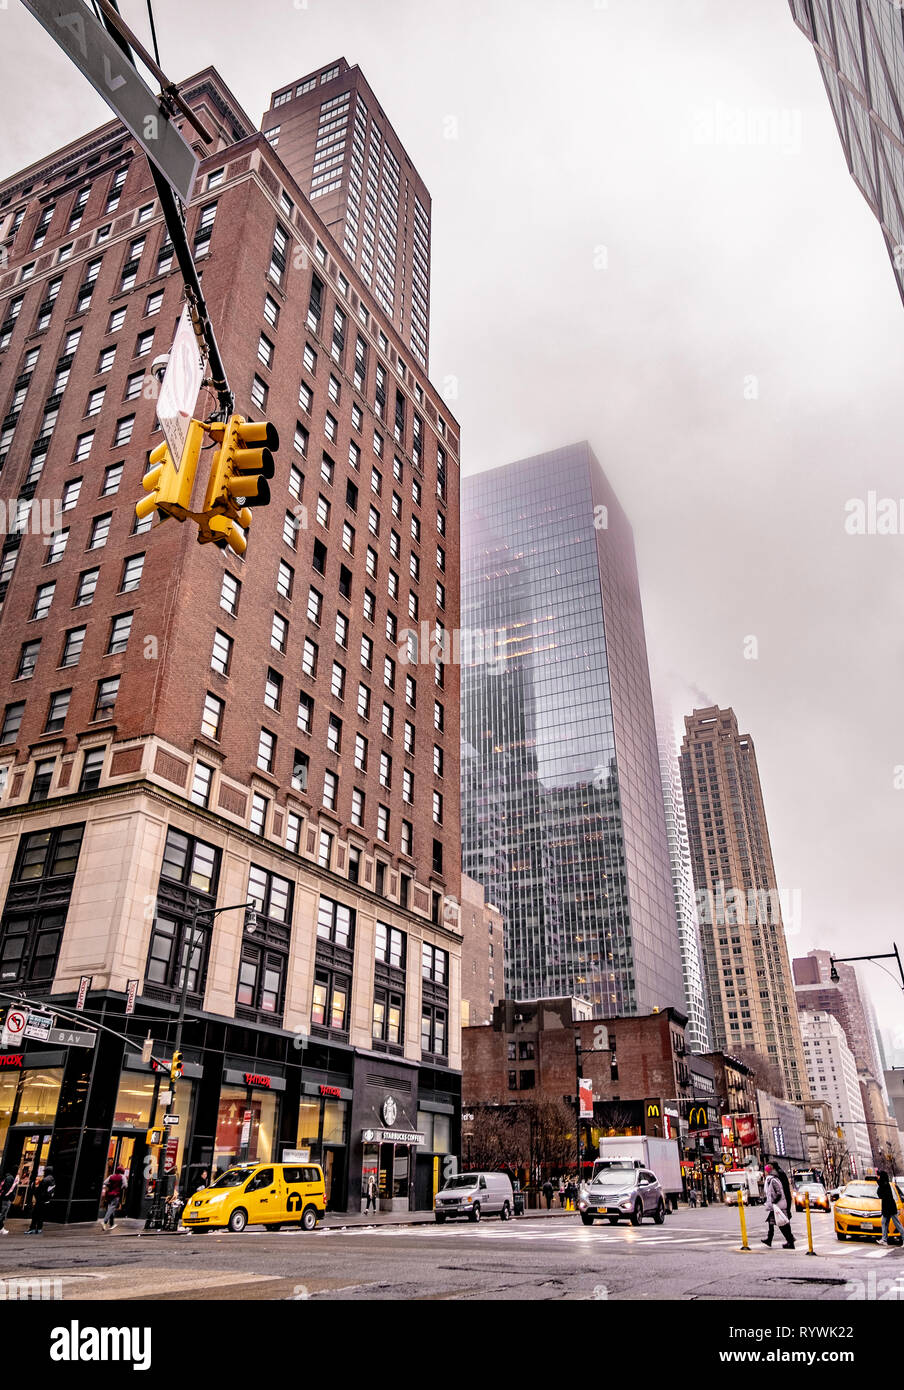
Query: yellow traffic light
170 1049 183 1082
198 414 278 556
135 420 205 525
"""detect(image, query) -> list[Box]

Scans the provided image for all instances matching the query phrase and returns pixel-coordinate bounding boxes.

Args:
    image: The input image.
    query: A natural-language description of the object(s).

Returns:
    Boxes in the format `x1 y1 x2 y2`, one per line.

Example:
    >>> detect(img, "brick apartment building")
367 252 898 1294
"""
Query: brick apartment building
0 58 461 1218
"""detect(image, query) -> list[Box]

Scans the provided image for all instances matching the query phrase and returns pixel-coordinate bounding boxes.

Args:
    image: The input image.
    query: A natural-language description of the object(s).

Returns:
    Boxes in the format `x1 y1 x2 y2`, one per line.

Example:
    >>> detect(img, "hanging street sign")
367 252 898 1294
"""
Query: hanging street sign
47 1026 97 1048
157 306 205 466
20 0 198 202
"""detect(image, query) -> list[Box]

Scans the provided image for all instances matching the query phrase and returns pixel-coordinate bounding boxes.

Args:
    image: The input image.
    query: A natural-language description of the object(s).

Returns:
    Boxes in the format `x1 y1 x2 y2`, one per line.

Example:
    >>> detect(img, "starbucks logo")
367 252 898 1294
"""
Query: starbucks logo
382 1096 398 1127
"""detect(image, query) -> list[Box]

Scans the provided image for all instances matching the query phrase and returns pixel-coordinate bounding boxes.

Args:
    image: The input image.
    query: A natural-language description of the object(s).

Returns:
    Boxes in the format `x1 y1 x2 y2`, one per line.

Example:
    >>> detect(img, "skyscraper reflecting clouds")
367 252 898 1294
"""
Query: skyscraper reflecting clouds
461 443 684 1018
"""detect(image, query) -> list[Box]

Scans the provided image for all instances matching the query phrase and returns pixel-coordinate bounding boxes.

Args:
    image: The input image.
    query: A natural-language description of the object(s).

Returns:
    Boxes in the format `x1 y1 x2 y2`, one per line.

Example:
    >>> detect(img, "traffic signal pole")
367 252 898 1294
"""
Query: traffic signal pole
98 1 234 417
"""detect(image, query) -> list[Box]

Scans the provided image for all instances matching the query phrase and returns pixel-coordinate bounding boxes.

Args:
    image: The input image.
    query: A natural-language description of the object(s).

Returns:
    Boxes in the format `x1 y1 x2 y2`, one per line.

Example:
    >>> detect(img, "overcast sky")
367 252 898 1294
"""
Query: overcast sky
4 0 904 1048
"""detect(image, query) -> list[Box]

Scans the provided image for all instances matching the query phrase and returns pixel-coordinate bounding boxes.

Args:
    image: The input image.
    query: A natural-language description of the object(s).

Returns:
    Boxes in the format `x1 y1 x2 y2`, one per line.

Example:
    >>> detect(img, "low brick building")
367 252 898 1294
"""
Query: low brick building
462 997 696 1157
459 873 501 1029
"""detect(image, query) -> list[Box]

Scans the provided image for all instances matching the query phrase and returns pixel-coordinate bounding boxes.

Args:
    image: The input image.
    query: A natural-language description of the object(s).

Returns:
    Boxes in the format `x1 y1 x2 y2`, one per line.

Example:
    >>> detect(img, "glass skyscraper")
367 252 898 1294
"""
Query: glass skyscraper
461 443 685 1018
790 0 904 306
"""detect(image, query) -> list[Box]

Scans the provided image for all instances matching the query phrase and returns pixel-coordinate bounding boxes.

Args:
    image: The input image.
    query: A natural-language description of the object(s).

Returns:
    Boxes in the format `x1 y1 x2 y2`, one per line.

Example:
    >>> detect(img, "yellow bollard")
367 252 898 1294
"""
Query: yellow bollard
737 1193 751 1251
804 1191 816 1256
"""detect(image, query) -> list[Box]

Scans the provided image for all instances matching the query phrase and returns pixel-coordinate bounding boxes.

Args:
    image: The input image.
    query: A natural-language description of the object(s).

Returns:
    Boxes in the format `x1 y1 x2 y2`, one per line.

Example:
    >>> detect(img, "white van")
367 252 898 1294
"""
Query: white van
434 1171 514 1223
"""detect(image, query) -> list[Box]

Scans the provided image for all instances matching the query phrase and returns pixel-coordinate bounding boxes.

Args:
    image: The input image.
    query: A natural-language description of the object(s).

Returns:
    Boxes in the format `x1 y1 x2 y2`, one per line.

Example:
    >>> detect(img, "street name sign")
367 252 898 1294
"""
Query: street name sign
47 1026 97 1048
20 0 198 202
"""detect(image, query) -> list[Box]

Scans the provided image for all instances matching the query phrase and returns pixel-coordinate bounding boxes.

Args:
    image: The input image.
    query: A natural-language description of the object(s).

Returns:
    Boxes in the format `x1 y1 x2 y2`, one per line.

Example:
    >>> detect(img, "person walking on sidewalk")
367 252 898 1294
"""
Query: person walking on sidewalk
100 1166 126 1231
26 1166 55 1235
365 1175 378 1212
542 1179 554 1209
761 1163 794 1248
0 1172 18 1233
877 1171 904 1246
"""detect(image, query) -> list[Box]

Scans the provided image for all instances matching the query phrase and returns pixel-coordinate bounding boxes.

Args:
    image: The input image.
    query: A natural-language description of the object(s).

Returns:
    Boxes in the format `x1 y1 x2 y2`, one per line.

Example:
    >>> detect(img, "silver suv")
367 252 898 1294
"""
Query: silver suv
578 1166 666 1227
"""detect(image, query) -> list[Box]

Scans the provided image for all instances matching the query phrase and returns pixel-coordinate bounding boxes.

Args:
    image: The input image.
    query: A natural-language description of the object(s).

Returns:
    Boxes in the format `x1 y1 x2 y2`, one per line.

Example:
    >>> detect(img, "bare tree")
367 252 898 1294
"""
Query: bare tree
732 1046 785 1100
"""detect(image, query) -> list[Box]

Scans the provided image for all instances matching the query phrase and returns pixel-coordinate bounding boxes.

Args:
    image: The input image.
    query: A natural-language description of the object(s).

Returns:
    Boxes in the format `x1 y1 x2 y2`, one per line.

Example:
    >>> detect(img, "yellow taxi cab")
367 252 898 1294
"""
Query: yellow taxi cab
833 1177 904 1242
183 1162 326 1233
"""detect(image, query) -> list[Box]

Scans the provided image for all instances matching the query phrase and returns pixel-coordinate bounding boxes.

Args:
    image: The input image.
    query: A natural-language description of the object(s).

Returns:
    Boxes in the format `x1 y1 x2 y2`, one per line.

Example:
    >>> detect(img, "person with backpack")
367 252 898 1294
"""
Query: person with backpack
26 1166 55 1234
761 1163 794 1248
100 1166 126 1231
877 1171 904 1246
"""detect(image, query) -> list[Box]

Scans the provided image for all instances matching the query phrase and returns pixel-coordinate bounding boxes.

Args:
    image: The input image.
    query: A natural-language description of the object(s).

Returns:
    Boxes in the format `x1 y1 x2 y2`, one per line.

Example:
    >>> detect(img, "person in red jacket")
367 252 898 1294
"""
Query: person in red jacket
100 1166 126 1231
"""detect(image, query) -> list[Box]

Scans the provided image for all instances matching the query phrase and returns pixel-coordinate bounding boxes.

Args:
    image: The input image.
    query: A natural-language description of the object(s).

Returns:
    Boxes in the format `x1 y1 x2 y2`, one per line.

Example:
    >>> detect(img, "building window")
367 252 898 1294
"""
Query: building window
271 613 288 653
93 677 119 720
323 771 337 812
250 793 269 836
257 728 276 773
88 513 112 550
297 692 313 734
44 690 71 734
201 692 224 740
16 641 40 680
190 761 213 808
79 747 106 794
285 812 302 854
302 639 318 677
421 1004 447 1059
0 824 85 984
210 629 233 675
0 703 25 746
120 554 145 593
264 668 282 712
220 571 240 616
107 612 133 654
292 752 309 792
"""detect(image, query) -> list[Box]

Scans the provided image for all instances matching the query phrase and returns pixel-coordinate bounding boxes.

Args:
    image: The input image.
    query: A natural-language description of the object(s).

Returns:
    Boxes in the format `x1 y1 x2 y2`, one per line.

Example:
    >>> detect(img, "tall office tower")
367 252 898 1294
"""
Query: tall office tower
0 64 460 1219
262 59 431 370
799 1009 874 1176
679 707 808 1101
460 443 685 1018
655 700 710 1053
789 1 904 308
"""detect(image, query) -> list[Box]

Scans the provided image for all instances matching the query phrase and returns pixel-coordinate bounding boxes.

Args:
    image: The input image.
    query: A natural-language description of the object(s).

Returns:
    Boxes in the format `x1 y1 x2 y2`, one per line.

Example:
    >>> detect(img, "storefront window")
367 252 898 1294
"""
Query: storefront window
113 1072 155 1128
322 1099 348 1146
297 1098 320 1152
0 1074 17 1153
213 1084 277 1172
14 1068 62 1126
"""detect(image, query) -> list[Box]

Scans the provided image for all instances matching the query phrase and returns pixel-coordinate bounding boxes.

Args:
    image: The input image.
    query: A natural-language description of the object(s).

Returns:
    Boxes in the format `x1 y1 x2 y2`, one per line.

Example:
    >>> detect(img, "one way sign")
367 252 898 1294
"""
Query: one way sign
20 0 198 202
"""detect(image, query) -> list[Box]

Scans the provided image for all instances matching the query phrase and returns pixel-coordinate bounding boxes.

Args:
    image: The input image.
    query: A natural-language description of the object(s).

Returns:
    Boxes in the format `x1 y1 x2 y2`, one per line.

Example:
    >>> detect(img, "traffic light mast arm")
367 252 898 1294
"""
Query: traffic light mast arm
0 987 169 1071
99 3 233 416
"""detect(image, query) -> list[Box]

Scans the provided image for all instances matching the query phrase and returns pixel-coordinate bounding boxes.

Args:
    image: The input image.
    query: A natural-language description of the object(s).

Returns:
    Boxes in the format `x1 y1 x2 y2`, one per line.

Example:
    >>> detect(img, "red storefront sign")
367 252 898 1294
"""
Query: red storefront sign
319 1085 342 1098
0 1054 23 1068
244 1073 271 1088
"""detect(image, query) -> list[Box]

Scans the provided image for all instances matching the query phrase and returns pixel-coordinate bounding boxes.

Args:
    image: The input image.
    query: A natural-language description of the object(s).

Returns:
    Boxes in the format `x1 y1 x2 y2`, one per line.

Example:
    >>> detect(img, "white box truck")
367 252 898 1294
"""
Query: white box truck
594 1137 683 1209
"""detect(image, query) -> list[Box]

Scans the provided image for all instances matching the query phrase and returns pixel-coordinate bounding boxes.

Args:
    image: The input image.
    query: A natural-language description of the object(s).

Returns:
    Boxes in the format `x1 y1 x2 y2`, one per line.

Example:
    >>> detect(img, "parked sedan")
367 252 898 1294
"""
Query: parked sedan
834 1178 904 1243
578 1167 666 1227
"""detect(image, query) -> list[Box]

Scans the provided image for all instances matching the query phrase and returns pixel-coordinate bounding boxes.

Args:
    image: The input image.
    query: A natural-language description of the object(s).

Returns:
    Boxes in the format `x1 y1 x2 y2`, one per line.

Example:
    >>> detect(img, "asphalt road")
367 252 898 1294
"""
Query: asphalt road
2 1204 902 1301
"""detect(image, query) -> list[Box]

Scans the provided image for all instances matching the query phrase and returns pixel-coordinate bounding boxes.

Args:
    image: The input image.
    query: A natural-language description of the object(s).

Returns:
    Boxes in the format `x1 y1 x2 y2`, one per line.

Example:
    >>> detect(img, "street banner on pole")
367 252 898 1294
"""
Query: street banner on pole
20 0 198 202
579 1078 593 1119
157 305 205 466
125 979 139 1014
76 975 92 1011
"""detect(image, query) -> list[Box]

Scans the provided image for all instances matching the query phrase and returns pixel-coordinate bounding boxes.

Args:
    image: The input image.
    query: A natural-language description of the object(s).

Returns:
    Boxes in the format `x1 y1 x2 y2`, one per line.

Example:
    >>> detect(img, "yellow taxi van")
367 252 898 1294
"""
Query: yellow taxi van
183 1162 326 1233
